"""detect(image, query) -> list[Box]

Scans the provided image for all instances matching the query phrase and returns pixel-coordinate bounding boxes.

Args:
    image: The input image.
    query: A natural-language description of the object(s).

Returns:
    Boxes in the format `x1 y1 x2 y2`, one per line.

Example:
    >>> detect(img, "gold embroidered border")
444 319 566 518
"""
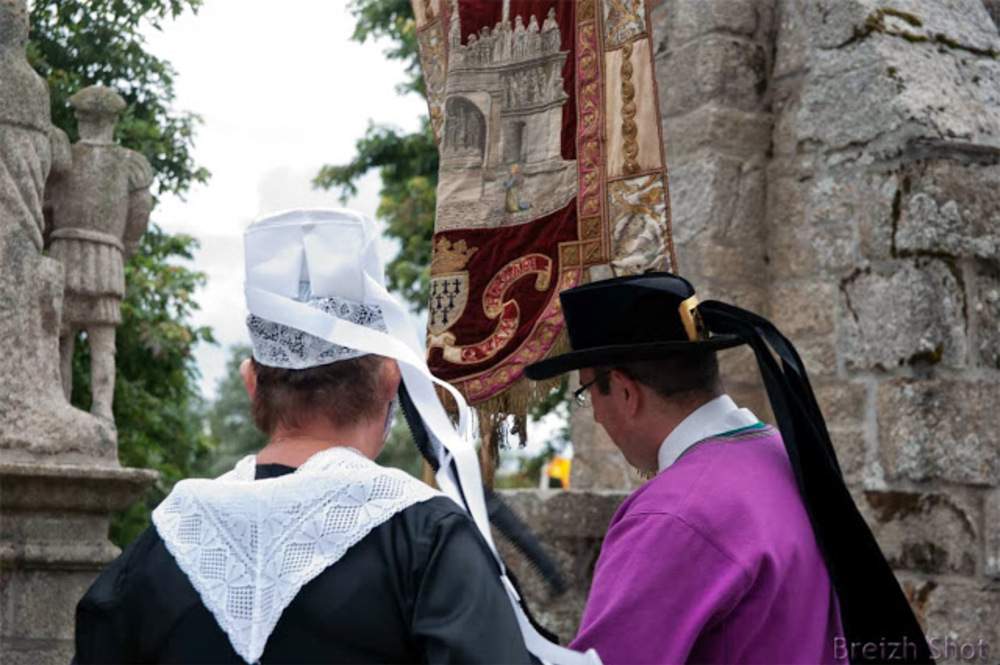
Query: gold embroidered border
620 41 639 176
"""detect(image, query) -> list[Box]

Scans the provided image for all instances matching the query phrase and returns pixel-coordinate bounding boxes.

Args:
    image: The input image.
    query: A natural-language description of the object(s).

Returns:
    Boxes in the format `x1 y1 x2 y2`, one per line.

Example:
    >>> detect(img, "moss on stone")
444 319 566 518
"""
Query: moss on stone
882 8 924 28
907 343 944 366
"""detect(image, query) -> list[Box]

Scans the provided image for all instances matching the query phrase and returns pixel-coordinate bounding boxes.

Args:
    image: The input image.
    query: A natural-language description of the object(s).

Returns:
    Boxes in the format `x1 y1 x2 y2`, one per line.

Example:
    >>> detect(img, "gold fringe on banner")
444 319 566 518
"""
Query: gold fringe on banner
434 329 571 488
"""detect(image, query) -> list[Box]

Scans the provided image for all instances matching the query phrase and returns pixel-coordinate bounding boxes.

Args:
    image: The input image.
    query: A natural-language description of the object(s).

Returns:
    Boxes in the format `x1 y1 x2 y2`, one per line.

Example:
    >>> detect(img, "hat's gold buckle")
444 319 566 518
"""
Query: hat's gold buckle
679 295 709 342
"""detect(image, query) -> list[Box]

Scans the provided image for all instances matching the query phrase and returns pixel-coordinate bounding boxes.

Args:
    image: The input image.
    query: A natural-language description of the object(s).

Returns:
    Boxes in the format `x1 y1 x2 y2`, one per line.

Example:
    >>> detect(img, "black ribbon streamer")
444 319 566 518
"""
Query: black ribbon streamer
397 383 566 643
701 301 933 665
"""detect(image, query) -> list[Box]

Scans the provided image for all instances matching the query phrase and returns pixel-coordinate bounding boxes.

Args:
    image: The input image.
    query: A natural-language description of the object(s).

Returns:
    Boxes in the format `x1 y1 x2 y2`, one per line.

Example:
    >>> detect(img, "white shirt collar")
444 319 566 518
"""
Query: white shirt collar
657 394 760 472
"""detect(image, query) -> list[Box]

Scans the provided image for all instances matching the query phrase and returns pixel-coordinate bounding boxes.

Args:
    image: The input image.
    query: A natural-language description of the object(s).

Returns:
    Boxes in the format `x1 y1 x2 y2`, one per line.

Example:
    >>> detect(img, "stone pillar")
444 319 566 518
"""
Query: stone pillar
0 2 156 663
653 0 776 421
768 0 1000 650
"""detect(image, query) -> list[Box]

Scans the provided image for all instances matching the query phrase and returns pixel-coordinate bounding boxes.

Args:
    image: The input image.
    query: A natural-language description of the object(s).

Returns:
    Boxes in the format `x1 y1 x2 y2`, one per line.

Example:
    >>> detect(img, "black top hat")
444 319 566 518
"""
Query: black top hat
524 272 743 380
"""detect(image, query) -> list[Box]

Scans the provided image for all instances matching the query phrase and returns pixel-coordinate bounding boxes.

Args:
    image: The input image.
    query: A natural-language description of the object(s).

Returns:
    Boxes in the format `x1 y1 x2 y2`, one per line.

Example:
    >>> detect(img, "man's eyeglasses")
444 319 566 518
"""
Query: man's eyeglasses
573 371 610 408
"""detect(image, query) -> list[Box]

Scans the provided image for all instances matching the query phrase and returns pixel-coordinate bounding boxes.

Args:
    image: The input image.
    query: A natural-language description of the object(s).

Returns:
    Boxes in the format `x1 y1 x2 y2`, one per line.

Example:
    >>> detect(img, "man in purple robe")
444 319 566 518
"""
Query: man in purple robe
525 273 933 665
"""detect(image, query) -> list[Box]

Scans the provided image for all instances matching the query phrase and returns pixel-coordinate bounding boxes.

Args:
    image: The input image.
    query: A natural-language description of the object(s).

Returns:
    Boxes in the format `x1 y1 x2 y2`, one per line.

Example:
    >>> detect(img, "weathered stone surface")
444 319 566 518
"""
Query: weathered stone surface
769 279 837 337
0 462 156 665
986 489 1000 579
914 579 1000 662
896 159 1000 260
986 0 1000 28
794 55 903 157
679 240 768 311
859 489 979 576
864 0 1000 56
657 37 768 117
658 0 763 49
797 336 839 378
495 489 627 641
878 379 1000 485
773 0 811 78
840 259 966 371
784 5 1000 161
814 381 868 428
669 151 743 247
857 172 902 260
664 107 773 161
829 426 866 483
971 258 1000 369
815 382 870 482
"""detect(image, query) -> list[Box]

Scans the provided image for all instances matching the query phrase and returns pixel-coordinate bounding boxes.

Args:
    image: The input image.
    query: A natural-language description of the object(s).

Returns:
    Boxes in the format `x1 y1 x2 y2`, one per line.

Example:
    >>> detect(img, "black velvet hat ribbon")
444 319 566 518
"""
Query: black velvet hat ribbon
700 300 934 665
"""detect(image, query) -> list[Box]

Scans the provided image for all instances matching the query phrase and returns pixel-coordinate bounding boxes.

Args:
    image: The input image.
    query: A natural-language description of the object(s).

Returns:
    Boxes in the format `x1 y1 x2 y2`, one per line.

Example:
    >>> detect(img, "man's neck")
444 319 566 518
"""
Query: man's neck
256 418 382 467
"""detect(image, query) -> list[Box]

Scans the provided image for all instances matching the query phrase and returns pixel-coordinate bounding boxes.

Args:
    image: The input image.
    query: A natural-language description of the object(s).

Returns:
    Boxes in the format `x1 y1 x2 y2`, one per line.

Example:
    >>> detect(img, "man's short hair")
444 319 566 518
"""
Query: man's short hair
596 351 722 402
250 355 385 434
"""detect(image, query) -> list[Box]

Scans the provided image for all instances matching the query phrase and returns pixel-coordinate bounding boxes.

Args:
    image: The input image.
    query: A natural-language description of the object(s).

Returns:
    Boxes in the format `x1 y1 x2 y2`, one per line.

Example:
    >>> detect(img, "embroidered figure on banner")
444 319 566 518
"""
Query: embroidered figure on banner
609 174 672 274
436 4 576 232
503 163 532 213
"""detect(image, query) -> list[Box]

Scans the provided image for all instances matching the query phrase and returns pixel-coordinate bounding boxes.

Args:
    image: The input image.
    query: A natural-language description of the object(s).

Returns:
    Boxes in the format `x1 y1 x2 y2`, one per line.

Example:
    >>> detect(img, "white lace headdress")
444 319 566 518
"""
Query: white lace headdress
155 209 598 665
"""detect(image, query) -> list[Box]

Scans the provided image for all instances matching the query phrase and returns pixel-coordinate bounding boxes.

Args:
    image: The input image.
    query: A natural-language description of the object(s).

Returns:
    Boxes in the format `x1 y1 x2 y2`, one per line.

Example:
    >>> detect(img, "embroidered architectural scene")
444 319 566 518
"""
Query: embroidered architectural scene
415 0 676 429
436 5 576 232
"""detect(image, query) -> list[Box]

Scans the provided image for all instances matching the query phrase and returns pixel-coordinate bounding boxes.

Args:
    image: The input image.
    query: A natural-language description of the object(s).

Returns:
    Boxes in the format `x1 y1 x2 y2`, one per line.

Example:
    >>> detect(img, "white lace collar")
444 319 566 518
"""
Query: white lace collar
152 447 441 664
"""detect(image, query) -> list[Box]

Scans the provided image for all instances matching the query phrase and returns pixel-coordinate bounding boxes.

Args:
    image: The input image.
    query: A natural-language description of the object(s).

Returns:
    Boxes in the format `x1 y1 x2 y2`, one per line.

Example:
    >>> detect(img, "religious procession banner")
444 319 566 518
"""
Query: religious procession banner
412 0 676 430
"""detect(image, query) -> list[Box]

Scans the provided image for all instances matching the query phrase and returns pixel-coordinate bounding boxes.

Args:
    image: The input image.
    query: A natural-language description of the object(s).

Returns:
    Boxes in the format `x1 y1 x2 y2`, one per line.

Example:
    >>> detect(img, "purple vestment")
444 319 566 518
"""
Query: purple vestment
570 426 845 664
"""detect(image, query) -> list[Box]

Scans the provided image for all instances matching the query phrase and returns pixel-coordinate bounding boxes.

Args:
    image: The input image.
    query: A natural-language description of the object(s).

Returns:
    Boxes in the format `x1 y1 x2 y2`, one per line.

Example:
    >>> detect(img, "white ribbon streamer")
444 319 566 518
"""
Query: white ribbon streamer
242 210 600 665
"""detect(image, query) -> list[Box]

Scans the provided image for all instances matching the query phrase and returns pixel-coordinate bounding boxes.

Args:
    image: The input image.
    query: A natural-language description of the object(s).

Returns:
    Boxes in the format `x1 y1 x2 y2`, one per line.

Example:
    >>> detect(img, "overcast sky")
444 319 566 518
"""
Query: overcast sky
142 0 426 398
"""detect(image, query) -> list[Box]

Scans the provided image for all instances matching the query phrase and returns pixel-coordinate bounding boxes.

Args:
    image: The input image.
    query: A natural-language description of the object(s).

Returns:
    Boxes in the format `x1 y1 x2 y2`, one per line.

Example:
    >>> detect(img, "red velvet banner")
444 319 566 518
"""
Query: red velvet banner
413 0 674 409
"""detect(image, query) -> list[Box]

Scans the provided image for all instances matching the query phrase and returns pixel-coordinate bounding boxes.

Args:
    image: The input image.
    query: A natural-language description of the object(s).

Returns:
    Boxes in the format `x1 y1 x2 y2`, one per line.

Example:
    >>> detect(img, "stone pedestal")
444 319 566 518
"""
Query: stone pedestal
0 462 157 665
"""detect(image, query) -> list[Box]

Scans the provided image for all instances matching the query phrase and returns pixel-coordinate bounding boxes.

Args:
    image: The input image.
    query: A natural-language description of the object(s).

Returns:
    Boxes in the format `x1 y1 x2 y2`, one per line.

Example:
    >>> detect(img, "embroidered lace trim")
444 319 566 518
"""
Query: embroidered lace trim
247 295 387 369
152 447 439 664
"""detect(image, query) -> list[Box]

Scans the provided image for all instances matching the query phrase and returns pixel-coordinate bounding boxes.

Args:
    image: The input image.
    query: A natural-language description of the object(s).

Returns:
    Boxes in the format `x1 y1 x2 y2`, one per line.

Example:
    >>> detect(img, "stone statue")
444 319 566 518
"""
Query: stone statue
0 0 114 460
46 85 153 421
0 0 52 249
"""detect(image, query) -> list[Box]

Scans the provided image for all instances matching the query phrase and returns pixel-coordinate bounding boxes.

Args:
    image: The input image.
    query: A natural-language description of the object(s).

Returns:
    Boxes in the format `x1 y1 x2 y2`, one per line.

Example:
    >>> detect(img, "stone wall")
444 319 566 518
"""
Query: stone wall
764 0 1000 654
563 0 1000 656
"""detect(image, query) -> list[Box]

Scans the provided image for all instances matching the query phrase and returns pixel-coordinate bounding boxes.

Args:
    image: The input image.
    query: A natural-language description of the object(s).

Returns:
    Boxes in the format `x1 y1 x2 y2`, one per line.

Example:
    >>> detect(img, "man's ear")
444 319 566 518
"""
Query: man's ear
612 369 642 418
381 358 402 400
240 358 257 400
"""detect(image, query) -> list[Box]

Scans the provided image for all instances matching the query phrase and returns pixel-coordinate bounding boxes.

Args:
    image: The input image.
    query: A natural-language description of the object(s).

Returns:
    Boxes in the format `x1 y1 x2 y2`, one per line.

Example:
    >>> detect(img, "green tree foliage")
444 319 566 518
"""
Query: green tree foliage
71 228 216 546
314 0 437 310
30 1 216 546
205 344 268 476
28 0 210 198
379 410 426 478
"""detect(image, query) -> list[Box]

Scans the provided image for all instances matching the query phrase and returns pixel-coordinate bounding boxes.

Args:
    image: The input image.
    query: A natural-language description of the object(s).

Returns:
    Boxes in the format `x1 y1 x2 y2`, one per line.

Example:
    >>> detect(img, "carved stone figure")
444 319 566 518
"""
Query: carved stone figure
0 0 51 249
0 0 114 461
3 8 155 660
46 85 153 421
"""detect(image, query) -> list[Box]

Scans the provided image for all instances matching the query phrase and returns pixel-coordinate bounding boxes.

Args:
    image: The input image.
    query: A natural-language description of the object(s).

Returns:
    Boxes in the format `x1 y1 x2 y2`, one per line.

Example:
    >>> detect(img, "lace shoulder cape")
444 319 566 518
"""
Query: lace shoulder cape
152 447 441 664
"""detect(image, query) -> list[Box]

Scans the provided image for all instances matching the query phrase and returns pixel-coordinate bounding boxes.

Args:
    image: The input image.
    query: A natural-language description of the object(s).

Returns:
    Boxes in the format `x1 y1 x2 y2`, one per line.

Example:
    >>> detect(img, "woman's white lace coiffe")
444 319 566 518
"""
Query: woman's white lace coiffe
247 295 387 370
152 447 439 664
